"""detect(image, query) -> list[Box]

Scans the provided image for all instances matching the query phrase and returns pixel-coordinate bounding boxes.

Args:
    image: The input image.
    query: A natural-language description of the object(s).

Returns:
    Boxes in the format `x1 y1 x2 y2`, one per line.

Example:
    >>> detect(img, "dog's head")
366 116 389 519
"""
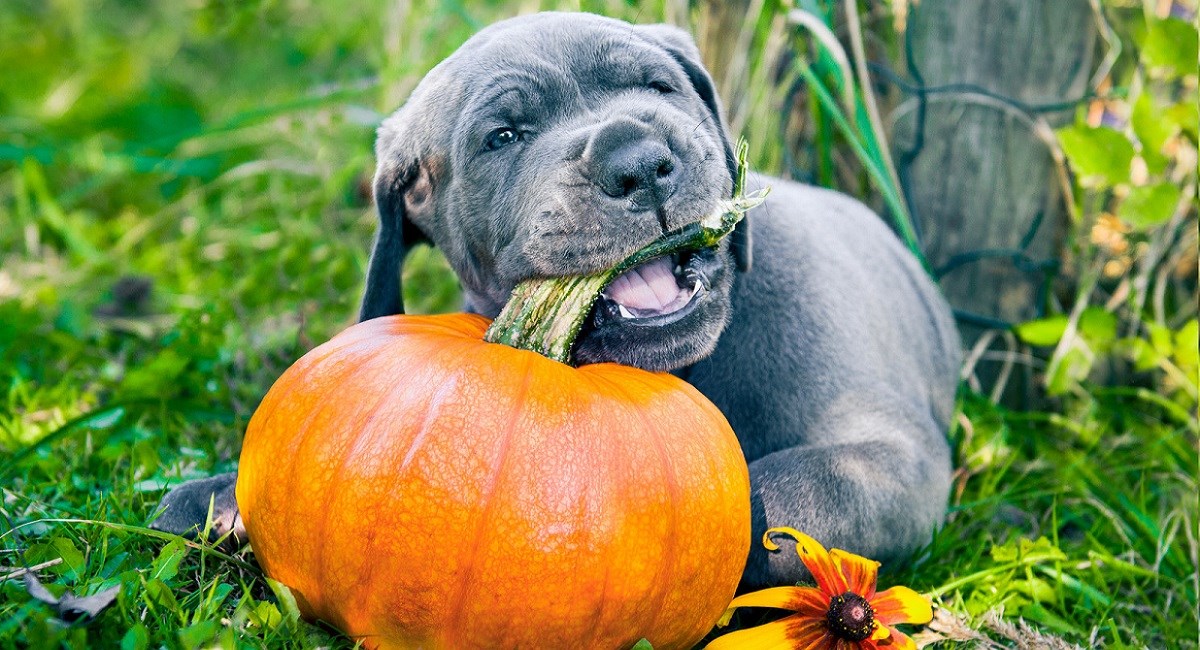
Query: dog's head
362 12 749 371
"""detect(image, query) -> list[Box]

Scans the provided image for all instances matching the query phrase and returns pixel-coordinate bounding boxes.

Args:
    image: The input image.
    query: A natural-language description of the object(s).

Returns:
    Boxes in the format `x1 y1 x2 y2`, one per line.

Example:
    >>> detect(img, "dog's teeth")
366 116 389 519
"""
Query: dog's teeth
690 280 702 296
617 304 636 319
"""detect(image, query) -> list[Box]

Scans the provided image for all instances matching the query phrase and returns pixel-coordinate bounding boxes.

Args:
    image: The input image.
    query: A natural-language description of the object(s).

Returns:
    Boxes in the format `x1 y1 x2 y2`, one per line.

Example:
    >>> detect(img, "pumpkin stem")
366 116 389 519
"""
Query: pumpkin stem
483 140 768 365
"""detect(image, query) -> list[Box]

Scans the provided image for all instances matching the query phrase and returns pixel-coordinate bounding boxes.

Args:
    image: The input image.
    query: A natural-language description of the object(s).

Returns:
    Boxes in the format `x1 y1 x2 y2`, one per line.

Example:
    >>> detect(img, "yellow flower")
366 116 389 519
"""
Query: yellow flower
705 528 933 650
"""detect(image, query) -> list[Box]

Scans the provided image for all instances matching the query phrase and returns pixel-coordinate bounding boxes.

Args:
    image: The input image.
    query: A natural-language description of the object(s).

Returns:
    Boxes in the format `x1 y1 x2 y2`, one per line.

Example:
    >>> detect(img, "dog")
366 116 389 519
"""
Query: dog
154 11 961 591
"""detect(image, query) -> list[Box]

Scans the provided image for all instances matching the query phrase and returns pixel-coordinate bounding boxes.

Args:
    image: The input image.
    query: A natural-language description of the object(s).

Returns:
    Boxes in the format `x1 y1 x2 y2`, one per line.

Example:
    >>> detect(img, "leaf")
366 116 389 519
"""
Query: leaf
1056 126 1135 187
1047 348 1090 396
143 578 180 612
630 640 654 650
1078 307 1117 349
1142 17 1199 78
1131 93 1174 169
1011 576 1058 604
1148 322 1174 356
1118 337 1160 371
1119 183 1181 230
1014 315 1068 346
266 578 302 625
248 601 284 631
177 620 220 650
1018 603 1085 637
150 538 187 583
49 536 86 580
120 623 150 650
989 537 1068 564
1167 101 1199 139
1173 320 1198 378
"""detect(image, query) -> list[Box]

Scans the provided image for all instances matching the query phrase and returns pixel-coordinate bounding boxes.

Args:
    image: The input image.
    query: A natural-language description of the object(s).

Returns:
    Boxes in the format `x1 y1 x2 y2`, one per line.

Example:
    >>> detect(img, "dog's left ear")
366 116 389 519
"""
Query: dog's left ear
636 24 752 272
359 155 433 321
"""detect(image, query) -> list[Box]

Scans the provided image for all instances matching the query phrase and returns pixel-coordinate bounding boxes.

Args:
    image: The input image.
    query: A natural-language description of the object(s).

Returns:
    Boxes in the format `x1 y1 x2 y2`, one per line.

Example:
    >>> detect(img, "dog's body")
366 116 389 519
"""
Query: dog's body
687 175 958 585
154 12 960 590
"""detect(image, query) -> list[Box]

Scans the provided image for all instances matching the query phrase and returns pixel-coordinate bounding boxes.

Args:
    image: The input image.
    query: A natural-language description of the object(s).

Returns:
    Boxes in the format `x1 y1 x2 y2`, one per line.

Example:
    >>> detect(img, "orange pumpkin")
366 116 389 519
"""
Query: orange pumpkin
237 146 763 649
236 313 751 649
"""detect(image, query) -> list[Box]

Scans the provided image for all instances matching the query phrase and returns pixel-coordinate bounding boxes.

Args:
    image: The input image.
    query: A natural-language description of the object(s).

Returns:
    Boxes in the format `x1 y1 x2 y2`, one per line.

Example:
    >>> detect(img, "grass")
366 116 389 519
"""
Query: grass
1 0 1196 648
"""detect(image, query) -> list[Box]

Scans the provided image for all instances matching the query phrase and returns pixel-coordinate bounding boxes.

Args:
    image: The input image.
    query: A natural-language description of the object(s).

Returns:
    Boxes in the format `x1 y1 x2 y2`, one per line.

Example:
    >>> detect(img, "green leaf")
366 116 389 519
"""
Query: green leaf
989 536 1068 563
177 620 220 650
1118 337 1160 371
1173 320 1198 381
630 639 654 650
1131 93 1174 167
120 623 150 650
1056 126 1135 187
1148 322 1174 356
150 539 187 584
1048 347 1090 395
1020 601 1086 636
1014 315 1068 346
265 578 302 625
50 537 86 581
1142 17 1199 78
1078 307 1118 349
1167 101 1199 139
143 578 179 613
1119 183 1181 230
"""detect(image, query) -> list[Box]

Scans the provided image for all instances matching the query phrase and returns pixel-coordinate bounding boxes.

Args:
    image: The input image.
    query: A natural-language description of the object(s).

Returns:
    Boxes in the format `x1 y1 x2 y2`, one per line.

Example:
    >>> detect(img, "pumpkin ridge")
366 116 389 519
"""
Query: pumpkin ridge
394 336 483 474
351 334 486 636
569 371 617 650
593 371 684 644
627 370 750 645
246 334 397 581
441 351 537 647
268 334 393 481
307 350 425 633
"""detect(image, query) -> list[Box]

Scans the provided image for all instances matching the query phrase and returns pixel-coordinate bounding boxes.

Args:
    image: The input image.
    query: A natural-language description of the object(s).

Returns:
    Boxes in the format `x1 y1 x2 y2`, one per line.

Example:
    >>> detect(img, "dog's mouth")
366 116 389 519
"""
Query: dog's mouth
592 248 716 327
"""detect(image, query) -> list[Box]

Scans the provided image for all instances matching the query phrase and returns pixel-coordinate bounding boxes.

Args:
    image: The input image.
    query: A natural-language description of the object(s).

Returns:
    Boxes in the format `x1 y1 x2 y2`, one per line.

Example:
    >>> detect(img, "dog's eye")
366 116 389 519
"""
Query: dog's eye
648 81 675 94
485 128 520 150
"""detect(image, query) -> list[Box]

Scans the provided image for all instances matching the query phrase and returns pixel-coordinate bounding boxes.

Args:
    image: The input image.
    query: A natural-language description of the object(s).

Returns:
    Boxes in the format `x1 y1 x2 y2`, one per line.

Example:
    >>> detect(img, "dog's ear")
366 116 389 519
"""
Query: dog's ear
359 154 432 321
637 24 752 272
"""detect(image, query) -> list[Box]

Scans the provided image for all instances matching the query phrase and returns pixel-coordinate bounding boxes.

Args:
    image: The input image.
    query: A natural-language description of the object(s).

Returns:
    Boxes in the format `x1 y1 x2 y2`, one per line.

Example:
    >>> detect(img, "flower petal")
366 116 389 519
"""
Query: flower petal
764 527 848 596
870 586 933 626
874 627 918 650
829 548 880 599
704 614 831 650
718 586 830 626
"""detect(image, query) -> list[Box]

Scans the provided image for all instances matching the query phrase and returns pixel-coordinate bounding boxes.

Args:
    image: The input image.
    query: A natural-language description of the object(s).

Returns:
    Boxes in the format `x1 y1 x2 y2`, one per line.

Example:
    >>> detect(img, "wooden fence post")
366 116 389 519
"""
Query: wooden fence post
893 0 1099 401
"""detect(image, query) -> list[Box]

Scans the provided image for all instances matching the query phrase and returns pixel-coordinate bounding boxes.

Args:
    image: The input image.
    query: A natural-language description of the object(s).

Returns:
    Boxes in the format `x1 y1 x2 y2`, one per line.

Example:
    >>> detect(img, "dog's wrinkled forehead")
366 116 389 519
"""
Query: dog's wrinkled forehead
377 12 701 158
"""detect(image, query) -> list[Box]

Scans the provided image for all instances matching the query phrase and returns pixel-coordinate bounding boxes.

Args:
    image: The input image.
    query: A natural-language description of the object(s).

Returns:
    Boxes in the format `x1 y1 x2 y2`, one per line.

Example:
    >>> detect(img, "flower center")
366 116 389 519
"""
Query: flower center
825 591 875 641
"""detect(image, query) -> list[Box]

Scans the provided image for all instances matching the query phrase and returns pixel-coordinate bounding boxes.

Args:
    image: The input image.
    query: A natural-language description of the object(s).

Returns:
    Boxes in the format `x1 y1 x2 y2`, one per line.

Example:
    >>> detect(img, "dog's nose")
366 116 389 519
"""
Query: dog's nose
586 119 679 209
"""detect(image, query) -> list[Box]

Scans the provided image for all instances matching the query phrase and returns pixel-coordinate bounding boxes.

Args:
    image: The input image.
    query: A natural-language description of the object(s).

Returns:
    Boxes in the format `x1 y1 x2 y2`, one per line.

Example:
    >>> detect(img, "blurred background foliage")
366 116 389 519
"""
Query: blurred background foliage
1 0 1196 648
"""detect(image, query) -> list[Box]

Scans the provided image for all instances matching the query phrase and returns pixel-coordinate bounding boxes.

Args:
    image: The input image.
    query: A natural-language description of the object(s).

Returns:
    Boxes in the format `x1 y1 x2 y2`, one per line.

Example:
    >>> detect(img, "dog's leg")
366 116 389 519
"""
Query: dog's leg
149 472 245 547
739 413 952 590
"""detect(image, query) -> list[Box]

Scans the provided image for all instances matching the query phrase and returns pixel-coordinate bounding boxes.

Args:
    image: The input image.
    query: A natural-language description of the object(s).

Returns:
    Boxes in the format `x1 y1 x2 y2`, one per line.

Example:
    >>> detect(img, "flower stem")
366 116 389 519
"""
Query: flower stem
483 140 767 365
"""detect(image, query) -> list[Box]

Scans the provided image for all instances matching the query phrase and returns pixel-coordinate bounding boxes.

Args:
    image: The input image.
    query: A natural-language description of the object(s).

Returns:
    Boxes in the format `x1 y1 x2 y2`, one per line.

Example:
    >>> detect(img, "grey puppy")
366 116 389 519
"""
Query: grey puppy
154 12 961 590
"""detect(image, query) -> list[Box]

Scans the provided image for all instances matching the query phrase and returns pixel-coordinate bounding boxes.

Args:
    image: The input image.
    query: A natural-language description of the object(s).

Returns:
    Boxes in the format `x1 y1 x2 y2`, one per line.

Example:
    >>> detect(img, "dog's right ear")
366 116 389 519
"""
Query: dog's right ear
358 156 431 321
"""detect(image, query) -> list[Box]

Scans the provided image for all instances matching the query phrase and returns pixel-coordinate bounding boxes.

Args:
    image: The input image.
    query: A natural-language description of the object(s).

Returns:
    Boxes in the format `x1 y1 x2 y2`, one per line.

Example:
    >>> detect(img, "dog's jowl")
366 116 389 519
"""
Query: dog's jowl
154 12 961 591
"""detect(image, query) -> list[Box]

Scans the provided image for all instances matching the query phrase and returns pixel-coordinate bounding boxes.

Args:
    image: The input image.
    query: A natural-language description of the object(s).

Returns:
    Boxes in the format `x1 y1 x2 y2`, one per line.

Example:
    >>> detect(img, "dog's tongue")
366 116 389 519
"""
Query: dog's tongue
602 256 684 311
